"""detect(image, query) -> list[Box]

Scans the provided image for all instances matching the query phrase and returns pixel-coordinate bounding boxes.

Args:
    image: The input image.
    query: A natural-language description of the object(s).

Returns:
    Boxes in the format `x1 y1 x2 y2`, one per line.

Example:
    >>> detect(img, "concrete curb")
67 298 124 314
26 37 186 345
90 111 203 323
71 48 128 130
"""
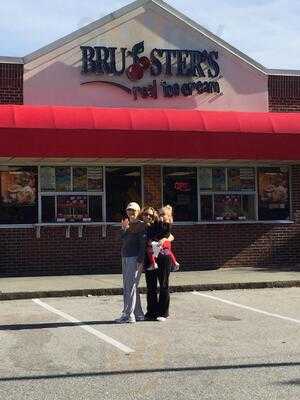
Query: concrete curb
1 280 300 301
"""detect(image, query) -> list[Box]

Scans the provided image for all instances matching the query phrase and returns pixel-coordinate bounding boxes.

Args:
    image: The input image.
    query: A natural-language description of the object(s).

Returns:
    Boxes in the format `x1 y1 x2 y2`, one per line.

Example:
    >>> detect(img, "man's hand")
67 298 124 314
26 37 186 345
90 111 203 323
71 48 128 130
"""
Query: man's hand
121 218 129 230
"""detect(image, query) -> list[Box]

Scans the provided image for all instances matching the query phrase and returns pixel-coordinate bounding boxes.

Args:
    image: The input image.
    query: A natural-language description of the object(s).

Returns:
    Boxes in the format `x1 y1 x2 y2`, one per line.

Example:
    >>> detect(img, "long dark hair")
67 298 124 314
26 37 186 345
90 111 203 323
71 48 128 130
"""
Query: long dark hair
140 206 159 223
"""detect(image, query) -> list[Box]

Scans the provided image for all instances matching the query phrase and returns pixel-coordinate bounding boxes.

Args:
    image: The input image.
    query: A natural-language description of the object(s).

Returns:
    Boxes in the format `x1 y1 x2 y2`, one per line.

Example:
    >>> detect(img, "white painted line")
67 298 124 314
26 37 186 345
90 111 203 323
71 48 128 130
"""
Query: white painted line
32 299 134 354
192 292 300 324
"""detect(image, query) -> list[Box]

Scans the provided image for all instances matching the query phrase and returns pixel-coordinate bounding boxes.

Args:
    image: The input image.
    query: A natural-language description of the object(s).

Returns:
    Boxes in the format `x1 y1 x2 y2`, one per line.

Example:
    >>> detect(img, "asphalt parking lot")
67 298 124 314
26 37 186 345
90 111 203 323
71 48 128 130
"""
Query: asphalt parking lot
0 288 299 400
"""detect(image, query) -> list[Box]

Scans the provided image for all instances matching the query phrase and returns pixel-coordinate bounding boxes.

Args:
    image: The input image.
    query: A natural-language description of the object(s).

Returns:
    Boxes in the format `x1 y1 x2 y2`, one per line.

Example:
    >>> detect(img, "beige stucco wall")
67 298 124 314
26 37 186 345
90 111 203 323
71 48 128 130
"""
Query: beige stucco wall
24 5 268 111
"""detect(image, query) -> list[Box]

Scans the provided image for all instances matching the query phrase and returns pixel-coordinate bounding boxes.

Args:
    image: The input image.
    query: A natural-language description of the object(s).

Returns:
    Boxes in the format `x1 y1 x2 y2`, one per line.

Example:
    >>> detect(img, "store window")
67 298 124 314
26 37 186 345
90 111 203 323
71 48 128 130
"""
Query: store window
0 167 38 224
40 166 103 223
106 166 142 222
258 167 290 220
199 167 256 221
163 167 198 221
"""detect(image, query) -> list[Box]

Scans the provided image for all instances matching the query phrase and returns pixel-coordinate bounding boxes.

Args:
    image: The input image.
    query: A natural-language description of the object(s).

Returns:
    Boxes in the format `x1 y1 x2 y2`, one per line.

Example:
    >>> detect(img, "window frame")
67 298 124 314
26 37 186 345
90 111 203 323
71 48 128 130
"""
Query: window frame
162 166 199 222
38 165 105 224
105 165 144 223
0 163 293 228
161 164 293 224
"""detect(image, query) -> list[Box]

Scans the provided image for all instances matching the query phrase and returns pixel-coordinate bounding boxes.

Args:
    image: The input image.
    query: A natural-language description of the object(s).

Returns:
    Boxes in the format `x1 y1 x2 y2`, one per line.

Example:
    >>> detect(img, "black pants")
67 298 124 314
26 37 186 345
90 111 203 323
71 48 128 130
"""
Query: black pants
145 253 171 318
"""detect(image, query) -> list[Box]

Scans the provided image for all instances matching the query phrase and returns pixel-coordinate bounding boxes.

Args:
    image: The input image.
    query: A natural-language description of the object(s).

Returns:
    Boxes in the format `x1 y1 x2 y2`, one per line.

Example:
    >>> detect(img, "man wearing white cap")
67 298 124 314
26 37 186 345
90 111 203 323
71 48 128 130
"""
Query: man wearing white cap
115 202 146 323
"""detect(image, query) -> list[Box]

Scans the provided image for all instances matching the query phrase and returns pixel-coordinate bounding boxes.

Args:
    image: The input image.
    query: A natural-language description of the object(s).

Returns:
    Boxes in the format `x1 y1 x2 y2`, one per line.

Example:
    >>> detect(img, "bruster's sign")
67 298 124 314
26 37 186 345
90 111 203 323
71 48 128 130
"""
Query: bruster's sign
81 42 221 100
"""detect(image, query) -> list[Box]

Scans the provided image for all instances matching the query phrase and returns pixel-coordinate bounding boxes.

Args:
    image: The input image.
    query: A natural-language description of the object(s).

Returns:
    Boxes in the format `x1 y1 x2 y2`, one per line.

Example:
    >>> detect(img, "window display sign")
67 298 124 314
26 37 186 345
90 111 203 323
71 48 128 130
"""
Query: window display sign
214 194 242 221
212 168 226 191
73 167 87 191
57 195 90 222
41 167 56 191
199 168 213 190
87 167 103 191
1 170 36 205
56 167 71 192
174 181 191 192
199 168 212 190
0 167 38 224
163 167 198 221
258 167 290 220
228 168 255 191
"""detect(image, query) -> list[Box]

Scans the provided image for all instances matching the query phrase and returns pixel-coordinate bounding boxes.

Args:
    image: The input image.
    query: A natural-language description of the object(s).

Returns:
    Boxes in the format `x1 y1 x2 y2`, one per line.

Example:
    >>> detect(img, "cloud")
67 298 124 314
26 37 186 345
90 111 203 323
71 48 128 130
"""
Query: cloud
0 0 299 69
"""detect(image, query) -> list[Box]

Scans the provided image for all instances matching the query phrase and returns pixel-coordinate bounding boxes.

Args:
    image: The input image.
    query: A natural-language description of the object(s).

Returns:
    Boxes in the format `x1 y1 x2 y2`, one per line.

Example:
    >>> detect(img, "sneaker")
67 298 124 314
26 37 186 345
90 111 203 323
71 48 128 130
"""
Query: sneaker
115 315 128 324
156 316 167 322
135 315 145 322
128 316 136 323
171 263 180 272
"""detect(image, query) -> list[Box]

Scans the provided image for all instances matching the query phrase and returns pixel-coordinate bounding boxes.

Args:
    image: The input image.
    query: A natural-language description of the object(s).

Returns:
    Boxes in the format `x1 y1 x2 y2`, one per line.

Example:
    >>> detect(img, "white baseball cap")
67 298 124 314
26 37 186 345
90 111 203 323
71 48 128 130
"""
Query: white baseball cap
126 202 141 212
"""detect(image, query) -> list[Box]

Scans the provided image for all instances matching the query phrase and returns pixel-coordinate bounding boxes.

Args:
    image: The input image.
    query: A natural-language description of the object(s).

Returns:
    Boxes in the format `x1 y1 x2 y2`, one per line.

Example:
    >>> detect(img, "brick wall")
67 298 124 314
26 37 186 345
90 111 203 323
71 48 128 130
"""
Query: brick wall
269 75 300 112
0 226 122 276
0 165 299 277
0 63 23 104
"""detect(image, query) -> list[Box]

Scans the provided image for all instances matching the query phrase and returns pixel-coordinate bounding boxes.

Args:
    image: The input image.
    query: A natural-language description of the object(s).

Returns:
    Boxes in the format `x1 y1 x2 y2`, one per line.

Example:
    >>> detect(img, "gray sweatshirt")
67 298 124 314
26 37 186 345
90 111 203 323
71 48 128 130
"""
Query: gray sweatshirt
121 221 146 263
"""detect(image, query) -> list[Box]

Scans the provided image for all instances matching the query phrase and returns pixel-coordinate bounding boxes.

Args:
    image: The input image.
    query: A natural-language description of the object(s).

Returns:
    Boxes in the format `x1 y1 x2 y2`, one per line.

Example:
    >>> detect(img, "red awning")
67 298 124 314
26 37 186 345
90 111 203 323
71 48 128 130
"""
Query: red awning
0 105 300 160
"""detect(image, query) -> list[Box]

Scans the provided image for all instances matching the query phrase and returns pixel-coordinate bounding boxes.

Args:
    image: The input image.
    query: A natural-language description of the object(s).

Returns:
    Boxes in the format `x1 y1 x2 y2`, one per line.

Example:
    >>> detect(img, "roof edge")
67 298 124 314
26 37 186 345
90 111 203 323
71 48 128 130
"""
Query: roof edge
267 68 300 77
23 0 269 75
10 0 300 76
23 0 149 64
148 0 268 75
0 56 24 64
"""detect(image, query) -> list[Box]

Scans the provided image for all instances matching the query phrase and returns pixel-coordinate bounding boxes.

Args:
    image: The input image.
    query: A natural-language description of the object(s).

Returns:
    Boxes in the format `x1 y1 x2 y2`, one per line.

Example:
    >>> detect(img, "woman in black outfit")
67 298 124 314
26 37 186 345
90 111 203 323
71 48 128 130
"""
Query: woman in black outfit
141 206 174 322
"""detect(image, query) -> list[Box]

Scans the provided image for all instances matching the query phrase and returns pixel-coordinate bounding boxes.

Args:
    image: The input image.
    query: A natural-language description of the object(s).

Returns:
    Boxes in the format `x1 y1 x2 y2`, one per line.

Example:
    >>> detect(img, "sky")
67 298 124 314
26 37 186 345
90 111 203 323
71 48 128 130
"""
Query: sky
0 0 299 70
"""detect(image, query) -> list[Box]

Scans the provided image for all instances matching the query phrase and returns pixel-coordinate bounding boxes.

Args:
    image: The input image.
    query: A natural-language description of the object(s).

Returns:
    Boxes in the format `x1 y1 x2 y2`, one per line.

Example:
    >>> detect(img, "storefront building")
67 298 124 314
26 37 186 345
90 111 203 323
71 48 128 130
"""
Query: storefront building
0 0 300 276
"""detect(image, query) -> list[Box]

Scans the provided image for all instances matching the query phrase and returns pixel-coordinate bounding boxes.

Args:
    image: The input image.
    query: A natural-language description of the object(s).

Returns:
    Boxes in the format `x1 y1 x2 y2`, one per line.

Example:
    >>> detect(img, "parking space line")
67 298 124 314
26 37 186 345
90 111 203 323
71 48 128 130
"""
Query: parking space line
192 292 300 324
32 299 134 354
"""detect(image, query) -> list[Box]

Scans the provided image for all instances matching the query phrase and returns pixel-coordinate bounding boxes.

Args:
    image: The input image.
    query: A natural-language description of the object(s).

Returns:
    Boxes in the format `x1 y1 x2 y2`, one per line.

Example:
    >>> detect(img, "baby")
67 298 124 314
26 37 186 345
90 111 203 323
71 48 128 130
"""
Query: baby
146 205 180 272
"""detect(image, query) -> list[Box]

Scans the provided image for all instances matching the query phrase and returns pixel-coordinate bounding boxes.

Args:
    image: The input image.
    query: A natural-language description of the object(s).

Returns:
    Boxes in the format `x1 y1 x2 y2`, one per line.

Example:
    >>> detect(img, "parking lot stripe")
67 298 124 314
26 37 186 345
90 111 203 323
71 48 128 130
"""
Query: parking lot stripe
32 299 135 354
192 292 300 324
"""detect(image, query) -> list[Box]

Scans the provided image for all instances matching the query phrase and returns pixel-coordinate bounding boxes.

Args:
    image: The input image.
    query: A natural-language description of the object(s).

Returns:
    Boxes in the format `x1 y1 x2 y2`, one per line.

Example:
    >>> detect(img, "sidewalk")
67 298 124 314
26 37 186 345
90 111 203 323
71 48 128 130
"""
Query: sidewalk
0 267 299 301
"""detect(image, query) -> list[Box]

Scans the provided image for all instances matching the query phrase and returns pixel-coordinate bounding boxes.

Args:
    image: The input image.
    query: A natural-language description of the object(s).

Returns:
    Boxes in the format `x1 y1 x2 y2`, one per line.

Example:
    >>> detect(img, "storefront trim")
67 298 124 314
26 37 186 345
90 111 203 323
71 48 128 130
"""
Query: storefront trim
0 220 294 229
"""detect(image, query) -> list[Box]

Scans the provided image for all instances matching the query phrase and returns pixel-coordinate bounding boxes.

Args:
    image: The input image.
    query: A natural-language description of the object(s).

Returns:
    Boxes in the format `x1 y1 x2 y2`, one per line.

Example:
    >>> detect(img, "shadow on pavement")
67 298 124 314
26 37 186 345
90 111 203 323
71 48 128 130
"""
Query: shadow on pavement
277 379 300 386
0 320 117 330
0 362 300 382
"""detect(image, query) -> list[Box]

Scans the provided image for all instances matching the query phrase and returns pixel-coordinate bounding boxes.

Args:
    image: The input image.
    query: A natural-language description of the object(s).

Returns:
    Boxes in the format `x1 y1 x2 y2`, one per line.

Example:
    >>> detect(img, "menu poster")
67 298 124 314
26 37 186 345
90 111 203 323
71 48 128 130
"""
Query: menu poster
228 168 255 191
199 168 212 190
73 167 87 191
214 194 242 220
212 168 226 191
258 169 289 209
240 168 255 190
56 167 71 192
228 168 240 190
88 167 103 191
40 167 56 191
1 170 36 206
57 195 89 222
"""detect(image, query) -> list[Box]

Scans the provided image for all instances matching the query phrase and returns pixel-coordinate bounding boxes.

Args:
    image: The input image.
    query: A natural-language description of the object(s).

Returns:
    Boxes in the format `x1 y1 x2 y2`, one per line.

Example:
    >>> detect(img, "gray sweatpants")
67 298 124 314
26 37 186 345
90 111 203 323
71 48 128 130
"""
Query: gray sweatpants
121 257 144 319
